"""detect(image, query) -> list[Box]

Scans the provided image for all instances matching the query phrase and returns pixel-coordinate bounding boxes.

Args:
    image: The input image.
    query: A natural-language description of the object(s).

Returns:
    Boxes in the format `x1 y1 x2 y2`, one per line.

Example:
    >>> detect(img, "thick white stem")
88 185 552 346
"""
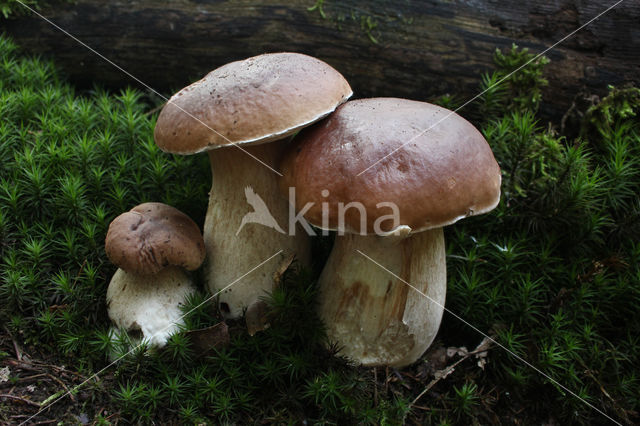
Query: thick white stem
317 228 446 367
204 141 311 318
106 266 195 347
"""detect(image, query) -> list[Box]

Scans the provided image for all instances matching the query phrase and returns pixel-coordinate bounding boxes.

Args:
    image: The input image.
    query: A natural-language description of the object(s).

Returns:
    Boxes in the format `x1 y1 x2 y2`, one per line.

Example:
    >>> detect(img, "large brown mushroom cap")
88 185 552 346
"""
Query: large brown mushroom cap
105 202 206 275
279 98 502 234
154 52 353 154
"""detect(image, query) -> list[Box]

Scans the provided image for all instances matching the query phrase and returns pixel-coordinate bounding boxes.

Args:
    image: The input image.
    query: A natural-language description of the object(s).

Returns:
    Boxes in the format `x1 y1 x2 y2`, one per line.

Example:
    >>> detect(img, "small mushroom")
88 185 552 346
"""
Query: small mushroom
105 202 206 347
279 98 501 366
154 53 352 319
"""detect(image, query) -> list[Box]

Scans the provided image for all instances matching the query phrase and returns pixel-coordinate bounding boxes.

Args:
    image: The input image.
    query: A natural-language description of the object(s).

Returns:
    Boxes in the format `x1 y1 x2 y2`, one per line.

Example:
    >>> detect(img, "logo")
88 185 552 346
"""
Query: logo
236 187 285 235
236 186 402 236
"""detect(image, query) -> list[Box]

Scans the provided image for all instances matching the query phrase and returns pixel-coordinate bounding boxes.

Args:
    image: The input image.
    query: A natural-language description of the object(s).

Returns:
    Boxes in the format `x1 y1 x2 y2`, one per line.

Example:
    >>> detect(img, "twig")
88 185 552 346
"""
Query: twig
0 373 48 387
404 339 493 421
373 368 378 407
145 102 166 116
409 353 471 408
71 259 87 291
411 404 432 411
102 411 120 422
46 374 76 402
30 361 85 379
6 359 85 380
391 368 404 381
384 366 390 395
3 326 23 361
392 368 412 390
93 406 106 421
19 373 48 381
575 357 630 424
5 359 37 371
0 393 41 407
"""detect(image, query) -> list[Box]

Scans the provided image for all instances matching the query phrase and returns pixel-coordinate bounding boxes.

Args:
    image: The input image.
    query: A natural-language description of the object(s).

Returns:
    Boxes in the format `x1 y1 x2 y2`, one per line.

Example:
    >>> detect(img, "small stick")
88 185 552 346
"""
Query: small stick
71 259 87 291
103 411 120 421
5 359 38 371
0 393 41 407
404 340 492 422
391 368 404 380
411 405 432 411
409 353 470 408
46 374 76 402
0 373 48 387
19 373 49 381
145 102 166 116
392 368 411 390
30 362 85 379
384 366 390 395
3 326 23 361
373 368 378 407
6 360 85 380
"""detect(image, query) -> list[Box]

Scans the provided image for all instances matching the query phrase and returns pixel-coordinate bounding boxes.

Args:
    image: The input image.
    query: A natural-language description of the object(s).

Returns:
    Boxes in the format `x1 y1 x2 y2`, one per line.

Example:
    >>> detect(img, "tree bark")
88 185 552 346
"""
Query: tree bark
1 0 638 119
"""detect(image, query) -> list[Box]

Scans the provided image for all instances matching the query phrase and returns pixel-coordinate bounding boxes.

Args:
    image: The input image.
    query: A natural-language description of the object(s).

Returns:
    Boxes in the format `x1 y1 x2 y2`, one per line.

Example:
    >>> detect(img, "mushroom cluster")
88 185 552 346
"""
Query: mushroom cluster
114 53 503 368
105 202 205 347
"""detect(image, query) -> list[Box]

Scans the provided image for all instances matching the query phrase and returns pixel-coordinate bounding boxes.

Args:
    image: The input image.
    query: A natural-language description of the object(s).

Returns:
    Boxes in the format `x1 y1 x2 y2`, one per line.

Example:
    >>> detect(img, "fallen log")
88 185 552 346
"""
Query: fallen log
1 0 638 119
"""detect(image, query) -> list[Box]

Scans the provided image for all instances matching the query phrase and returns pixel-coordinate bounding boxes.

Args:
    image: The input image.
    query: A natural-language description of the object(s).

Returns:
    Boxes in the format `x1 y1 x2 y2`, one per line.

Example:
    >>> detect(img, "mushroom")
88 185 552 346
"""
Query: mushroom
105 202 206 347
153 53 352 319
279 98 501 366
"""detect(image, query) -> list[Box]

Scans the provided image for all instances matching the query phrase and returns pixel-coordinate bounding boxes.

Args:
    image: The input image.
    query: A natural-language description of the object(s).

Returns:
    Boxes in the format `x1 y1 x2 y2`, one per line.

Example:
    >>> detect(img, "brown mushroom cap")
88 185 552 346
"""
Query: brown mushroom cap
279 98 502 234
154 52 353 154
105 203 206 275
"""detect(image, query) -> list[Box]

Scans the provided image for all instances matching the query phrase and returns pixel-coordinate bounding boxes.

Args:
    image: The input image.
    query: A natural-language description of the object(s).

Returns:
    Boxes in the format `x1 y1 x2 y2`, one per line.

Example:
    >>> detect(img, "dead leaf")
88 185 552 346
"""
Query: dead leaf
245 300 270 336
185 322 230 357
477 357 487 370
434 366 455 380
0 366 9 383
425 346 448 372
474 336 492 353
273 253 295 285
446 346 468 358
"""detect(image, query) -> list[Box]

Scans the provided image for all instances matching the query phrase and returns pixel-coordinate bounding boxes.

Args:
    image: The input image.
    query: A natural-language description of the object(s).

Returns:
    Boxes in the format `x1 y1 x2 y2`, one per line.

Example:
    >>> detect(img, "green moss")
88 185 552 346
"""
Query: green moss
0 35 210 358
307 1 403 45
581 85 640 141
0 0 73 18
1 35 639 424
438 46 640 424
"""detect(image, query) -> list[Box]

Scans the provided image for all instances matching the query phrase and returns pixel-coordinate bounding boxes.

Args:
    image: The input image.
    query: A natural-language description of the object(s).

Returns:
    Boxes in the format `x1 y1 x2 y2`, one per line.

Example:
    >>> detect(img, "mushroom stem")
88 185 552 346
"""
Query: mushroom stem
106 266 196 347
317 227 446 367
204 140 311 318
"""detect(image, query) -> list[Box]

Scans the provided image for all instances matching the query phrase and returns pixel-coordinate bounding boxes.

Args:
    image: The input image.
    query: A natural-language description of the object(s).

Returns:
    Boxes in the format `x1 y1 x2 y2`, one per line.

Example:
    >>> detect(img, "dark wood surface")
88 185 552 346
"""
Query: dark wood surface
1 0 638 119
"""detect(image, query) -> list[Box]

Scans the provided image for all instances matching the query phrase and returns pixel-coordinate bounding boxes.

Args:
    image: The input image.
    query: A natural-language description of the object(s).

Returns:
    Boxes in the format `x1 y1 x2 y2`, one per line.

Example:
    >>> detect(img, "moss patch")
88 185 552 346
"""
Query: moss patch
0 34 639 423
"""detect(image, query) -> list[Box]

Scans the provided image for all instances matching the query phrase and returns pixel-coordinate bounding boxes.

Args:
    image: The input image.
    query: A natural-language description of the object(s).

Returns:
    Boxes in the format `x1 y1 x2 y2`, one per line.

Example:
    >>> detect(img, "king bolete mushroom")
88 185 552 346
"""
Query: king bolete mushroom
279 98 501 366
105 202 205 347
154 53 352 319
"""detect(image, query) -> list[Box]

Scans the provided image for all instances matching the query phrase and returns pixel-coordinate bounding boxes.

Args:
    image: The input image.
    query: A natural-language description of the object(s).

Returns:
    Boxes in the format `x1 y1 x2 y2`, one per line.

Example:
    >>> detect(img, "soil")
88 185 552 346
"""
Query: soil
0 329 115 425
